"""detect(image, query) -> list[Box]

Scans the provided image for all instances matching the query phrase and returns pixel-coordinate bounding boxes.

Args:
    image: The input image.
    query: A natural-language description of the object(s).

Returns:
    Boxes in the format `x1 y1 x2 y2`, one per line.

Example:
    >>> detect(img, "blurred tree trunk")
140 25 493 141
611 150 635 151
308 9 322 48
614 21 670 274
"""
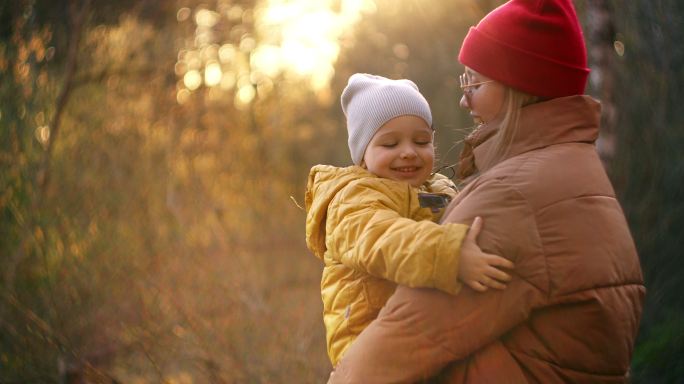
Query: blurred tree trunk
585 0 617 165
38 0 89 198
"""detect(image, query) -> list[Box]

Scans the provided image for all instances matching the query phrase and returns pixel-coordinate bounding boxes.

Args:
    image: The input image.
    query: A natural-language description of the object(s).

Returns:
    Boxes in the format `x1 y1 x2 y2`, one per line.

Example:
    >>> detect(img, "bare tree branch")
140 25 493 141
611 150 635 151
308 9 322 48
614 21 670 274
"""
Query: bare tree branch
38 0 91 198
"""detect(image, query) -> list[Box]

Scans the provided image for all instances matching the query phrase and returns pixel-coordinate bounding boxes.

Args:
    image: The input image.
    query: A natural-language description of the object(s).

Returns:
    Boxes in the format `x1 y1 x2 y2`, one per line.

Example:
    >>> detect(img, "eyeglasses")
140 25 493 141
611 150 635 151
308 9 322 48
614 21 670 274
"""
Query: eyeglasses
459 73 493 95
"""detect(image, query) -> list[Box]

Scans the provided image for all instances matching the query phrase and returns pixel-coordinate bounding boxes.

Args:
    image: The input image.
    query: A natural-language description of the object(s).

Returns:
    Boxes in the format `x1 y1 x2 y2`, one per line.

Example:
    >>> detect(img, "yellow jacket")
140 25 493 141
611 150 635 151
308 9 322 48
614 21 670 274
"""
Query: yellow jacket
305 165 469 365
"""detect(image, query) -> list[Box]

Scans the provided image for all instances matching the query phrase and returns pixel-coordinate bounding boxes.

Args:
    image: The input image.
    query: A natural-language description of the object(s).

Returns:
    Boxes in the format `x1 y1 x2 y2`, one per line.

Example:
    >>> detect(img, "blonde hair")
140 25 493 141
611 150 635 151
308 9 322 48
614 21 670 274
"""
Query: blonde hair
479 87 539 170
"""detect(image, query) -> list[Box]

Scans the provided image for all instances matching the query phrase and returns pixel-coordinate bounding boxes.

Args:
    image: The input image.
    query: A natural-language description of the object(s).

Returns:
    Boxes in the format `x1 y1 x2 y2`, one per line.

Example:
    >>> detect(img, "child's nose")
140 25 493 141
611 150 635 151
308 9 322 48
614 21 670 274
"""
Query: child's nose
400 146 417 159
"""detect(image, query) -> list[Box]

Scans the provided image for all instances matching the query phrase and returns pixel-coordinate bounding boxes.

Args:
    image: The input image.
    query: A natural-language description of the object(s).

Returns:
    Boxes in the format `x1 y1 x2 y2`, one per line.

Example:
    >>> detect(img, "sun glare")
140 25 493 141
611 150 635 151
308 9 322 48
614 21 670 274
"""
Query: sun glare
175 0 376 105
256 0 376 87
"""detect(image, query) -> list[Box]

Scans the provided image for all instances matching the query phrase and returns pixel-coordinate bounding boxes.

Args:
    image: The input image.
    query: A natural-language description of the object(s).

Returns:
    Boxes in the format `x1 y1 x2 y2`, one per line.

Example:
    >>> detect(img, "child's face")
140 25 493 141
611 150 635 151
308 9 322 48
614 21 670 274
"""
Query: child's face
459 68 506 125
362 115 434 187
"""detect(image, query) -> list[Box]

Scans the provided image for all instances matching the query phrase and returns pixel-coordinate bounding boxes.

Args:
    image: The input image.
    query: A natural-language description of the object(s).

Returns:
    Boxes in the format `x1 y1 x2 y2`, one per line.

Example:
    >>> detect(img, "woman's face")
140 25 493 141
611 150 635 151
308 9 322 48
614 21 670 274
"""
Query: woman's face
459 69 506 125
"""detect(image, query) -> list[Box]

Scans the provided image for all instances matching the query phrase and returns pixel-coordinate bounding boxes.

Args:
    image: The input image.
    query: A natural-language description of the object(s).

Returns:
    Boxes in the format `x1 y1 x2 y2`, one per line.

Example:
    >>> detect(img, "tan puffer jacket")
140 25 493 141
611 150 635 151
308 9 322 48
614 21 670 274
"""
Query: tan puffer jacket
329 96 645 383
305 165 468 366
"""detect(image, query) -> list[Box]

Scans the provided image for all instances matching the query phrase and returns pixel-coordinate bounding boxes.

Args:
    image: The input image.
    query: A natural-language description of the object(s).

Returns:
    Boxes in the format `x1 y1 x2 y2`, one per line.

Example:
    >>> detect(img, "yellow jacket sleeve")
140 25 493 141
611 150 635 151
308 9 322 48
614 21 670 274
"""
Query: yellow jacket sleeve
326 177 467 295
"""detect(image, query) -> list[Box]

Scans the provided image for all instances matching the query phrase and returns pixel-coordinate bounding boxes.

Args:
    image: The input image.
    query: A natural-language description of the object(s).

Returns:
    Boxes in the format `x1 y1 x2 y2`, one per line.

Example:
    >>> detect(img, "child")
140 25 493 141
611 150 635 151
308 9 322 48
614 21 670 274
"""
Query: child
304 73 514 366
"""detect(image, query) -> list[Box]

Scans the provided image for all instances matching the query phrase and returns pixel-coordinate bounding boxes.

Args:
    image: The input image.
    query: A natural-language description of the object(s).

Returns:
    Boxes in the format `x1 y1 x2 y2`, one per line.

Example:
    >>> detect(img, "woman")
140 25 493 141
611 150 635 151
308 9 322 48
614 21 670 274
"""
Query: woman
328 0 645 382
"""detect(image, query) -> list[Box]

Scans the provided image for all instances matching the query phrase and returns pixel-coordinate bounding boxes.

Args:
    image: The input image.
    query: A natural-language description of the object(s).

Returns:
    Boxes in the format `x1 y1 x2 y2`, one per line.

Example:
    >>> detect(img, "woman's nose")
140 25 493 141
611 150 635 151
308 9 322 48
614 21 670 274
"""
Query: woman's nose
460 94 470 109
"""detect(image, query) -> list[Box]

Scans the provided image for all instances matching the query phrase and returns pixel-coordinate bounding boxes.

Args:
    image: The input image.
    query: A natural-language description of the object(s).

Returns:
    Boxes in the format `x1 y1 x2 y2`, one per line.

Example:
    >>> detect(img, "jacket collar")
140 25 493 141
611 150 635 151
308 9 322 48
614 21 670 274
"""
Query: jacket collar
471 95 601 173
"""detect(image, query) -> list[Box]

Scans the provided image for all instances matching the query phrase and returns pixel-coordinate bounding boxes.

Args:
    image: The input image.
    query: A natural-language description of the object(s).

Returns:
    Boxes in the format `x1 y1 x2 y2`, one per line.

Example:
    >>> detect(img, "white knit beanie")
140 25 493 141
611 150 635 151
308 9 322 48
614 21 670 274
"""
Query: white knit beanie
341 73 433 165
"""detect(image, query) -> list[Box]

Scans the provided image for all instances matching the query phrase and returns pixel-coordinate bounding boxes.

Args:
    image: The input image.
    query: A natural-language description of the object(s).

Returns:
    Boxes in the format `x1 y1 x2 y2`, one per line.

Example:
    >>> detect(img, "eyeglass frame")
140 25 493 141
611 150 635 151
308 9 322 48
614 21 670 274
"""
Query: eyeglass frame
459 72 494 110
459 72 494 95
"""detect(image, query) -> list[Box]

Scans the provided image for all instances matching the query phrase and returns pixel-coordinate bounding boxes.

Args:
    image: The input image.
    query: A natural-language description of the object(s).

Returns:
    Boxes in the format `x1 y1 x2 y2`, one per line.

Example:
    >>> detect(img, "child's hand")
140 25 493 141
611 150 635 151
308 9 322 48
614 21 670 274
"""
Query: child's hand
458 216 514 292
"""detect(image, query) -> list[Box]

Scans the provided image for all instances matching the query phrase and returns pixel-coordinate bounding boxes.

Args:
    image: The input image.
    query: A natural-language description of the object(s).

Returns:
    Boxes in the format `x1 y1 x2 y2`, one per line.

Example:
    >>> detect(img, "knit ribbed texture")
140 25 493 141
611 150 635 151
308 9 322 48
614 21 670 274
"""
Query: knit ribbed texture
458 0 590 98
341 73 433 165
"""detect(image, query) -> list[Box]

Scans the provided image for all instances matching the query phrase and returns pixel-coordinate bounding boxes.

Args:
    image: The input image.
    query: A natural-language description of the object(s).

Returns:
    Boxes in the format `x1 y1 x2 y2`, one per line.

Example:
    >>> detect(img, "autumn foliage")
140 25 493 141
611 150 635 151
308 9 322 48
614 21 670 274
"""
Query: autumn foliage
1 0 682 382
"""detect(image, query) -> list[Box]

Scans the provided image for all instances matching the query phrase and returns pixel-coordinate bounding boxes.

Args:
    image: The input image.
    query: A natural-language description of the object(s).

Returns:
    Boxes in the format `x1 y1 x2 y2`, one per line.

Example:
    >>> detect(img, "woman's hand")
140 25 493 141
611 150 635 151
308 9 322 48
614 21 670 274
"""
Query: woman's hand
458 216 514 292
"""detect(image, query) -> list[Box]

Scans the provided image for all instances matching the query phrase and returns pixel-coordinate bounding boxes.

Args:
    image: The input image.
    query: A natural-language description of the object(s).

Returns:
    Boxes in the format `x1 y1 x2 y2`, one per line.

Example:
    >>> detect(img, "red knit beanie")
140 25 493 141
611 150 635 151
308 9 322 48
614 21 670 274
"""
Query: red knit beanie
458 0 590 98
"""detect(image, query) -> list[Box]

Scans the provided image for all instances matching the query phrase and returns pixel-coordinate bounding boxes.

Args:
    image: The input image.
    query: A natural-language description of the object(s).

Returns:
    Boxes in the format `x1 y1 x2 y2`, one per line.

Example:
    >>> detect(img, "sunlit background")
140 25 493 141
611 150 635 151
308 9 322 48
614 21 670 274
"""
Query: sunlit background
176 0 377 108
1 0 683 382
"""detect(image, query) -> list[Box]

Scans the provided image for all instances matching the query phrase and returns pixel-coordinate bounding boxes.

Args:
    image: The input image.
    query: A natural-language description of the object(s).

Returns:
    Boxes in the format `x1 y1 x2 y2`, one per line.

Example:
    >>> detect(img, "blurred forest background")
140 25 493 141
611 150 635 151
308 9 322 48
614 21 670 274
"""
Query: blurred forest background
0 0 682 382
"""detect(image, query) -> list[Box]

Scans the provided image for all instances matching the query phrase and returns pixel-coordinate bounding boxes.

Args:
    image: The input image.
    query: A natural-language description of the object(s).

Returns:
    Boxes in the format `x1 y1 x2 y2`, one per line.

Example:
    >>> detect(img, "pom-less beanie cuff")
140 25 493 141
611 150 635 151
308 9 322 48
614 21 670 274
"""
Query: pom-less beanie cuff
341 74 432 165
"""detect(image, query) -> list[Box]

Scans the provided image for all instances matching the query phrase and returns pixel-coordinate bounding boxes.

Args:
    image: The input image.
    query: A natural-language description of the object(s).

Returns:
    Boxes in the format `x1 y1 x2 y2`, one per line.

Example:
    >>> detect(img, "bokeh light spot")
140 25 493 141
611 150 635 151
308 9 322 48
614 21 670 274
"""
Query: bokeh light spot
35 125 50 147
183 69 202 90
204 62 223 86
177 89 191 104
235 85 256 108
195 9 220 28
177 7 191 22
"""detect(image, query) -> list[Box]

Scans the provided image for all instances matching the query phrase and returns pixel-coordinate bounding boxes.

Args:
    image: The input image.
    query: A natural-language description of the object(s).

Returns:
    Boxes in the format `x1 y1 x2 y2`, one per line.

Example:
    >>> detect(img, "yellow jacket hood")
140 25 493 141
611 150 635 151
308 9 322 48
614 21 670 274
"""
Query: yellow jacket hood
305 165 371 261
